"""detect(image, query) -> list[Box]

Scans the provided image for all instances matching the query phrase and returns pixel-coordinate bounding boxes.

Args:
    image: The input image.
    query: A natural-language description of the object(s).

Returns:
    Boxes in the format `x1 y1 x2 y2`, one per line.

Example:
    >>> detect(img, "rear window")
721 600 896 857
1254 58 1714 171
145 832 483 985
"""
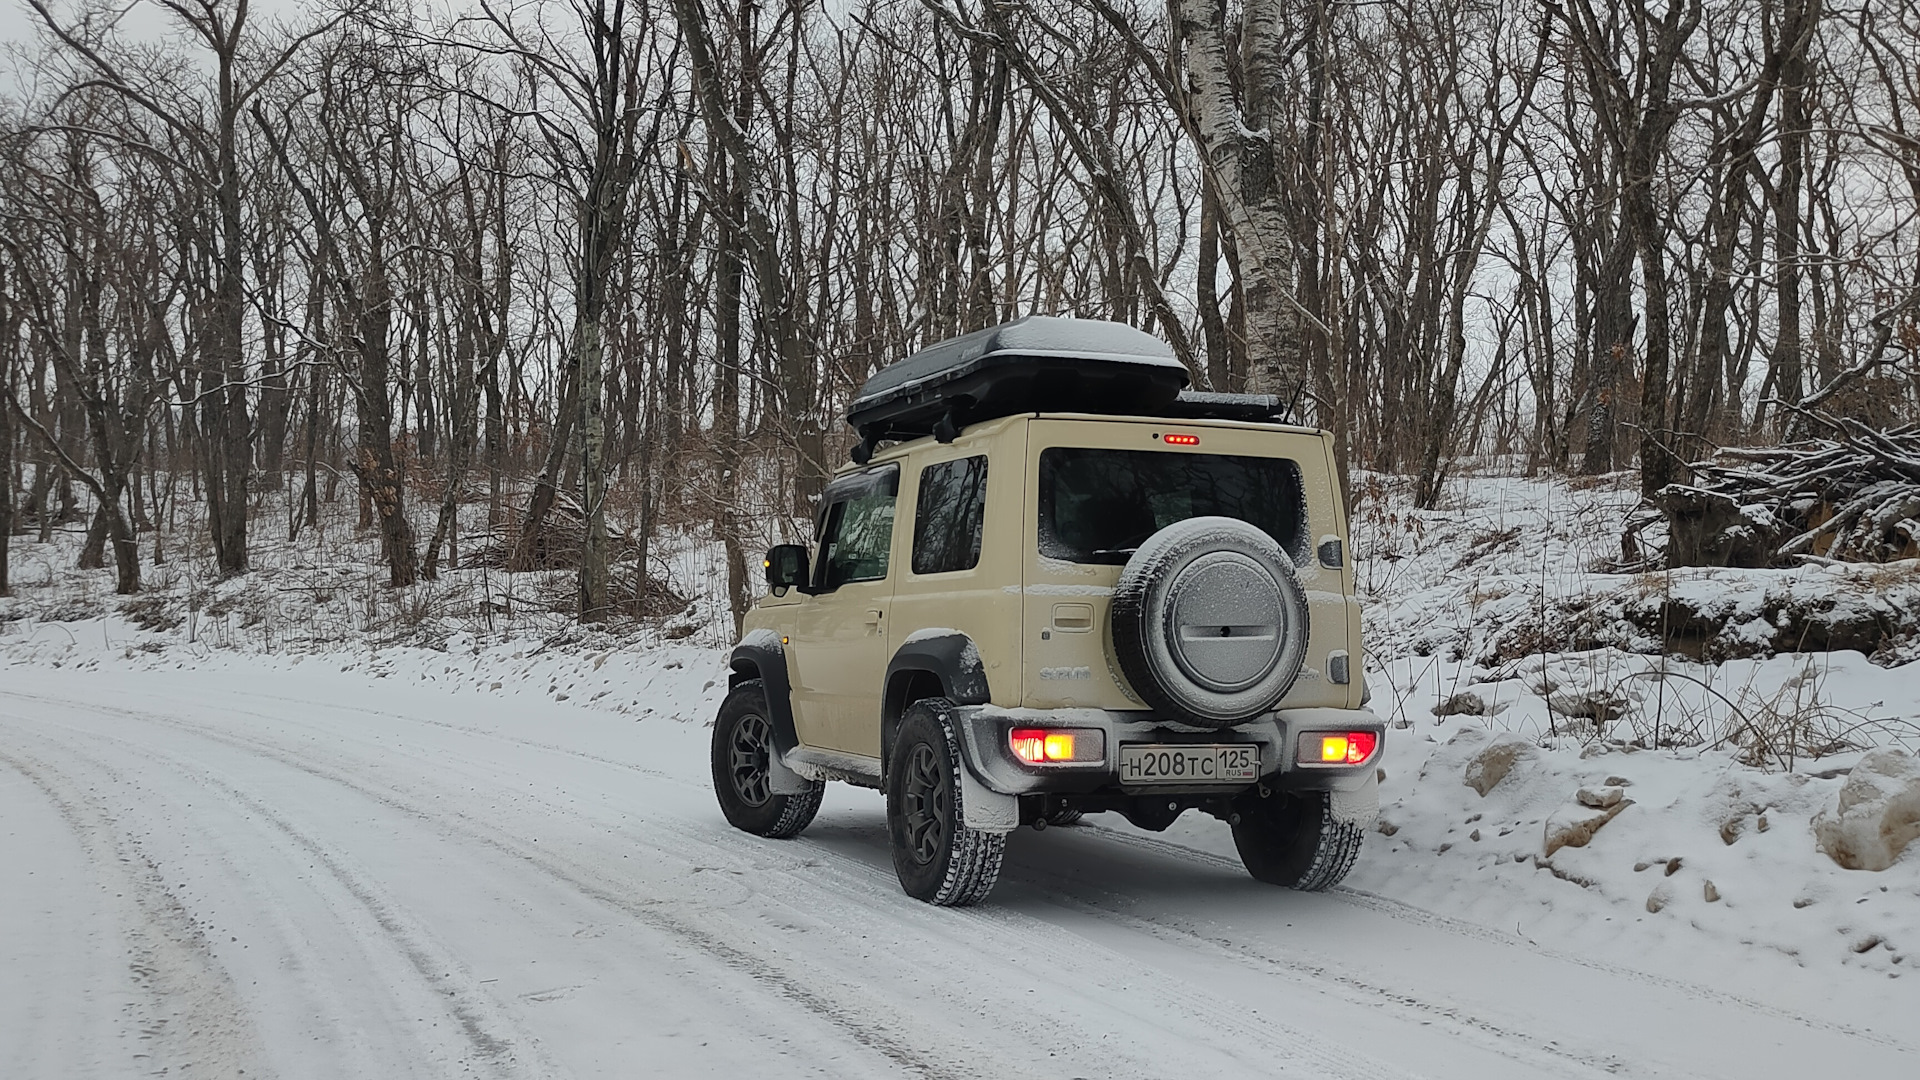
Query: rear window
1038 447 1305 565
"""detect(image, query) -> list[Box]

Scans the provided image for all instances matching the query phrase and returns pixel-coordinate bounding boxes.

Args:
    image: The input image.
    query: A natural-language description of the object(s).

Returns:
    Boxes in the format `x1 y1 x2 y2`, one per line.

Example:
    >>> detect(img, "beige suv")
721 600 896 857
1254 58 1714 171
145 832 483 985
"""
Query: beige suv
711 316 1383 906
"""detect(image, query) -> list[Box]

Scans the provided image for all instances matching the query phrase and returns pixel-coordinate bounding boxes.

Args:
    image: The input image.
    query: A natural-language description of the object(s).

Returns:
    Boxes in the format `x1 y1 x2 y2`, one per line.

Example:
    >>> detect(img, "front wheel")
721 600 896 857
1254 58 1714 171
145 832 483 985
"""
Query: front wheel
711 679 823 838
886 699 1006 906
1230 790 1365 891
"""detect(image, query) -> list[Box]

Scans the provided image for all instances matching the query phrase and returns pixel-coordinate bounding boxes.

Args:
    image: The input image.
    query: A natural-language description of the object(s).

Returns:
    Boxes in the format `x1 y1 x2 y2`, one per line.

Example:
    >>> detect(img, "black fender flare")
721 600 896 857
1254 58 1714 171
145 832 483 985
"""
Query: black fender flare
729 631 799 759
882 632 991 766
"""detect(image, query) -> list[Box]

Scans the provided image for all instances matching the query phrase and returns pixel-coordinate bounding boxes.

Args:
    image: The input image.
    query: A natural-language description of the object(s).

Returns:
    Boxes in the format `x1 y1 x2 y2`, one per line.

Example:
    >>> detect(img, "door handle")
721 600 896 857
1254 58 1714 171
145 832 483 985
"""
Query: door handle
864 609 884 625
1052 603 1095 631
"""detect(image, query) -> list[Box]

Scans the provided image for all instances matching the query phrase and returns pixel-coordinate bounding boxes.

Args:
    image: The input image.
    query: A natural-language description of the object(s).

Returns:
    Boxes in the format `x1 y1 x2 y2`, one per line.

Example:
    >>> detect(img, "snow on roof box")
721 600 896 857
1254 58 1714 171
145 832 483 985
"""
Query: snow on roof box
846 316 1190 449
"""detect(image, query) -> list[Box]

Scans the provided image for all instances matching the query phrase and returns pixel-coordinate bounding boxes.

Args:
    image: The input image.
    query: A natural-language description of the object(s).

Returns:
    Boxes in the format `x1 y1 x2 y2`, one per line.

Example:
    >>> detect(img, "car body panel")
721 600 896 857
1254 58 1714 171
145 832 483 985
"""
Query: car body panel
1017 415 1357 712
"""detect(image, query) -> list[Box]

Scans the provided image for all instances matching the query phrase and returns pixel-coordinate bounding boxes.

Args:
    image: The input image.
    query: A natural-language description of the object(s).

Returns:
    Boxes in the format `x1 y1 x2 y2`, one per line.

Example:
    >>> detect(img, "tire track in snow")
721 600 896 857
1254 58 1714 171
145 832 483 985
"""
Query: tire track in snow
205 697 1420 1078
1081 821 1913 1053
178 709 1377 1079
0 739 274 1080
29 689 1416 1080
2 719 550 1080
176 679 1911 1055
91 736 548 1077
5 692 986 1080
999 856 1643 1079
754 818 1408 1080
182 685 698 791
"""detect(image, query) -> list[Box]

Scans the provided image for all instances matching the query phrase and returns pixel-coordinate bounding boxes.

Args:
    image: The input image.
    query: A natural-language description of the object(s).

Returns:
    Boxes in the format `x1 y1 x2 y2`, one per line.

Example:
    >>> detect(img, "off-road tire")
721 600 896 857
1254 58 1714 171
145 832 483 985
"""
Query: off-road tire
886 698 1006 905
711 680 824 838
1044 806 1085 827
1230 790 1364 891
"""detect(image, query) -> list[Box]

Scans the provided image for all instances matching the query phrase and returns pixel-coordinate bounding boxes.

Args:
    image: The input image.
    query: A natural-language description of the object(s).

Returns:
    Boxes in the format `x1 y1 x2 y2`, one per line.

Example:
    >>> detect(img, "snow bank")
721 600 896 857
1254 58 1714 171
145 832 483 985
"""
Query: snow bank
1346 469 1920 977
1353 470 1920 666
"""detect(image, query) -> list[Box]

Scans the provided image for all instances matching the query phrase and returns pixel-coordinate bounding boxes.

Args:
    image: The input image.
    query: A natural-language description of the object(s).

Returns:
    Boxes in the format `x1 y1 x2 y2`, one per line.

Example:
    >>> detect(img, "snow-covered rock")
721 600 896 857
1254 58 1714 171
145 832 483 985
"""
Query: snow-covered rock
1813 749 1920 871
1431 691 1487 717
1461 731 1535 796
1543 794 1634 857
1575 785 1626 809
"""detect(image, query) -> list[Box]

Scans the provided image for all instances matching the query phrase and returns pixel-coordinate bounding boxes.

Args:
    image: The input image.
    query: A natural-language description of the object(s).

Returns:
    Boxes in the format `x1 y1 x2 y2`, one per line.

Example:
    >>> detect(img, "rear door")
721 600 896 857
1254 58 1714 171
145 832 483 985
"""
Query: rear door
790 464 900 757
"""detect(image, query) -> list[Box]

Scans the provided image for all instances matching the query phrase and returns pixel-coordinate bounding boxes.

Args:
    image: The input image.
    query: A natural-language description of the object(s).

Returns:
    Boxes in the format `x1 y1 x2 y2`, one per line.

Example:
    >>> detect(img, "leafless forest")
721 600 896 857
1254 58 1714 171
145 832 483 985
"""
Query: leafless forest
1 0 1916 631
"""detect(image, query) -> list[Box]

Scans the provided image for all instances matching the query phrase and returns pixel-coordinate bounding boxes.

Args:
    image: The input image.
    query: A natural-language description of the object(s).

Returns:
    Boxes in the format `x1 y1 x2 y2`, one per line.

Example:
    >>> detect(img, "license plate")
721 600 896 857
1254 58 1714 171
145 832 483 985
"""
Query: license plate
1119 744 1260 785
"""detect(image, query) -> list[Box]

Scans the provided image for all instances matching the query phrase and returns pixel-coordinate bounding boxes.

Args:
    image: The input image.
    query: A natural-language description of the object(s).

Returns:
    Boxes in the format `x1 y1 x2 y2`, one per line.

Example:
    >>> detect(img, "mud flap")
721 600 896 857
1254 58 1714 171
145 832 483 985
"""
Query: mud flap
959 766 1019 833
1328 775 1380 826
768 752 814 796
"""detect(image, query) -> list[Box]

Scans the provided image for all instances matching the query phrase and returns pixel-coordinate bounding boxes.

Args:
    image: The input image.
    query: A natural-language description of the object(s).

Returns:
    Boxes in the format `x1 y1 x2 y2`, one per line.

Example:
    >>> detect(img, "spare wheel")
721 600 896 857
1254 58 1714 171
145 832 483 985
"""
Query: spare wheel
1111 516 1309 727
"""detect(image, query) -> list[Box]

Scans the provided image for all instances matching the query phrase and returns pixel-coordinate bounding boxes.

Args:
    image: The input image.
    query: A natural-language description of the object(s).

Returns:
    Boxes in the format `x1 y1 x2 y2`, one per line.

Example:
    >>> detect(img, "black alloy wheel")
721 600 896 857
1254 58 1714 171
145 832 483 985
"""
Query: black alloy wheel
729 712 774 807
900 743 950 865
885 698 1006 905
711 679 824 838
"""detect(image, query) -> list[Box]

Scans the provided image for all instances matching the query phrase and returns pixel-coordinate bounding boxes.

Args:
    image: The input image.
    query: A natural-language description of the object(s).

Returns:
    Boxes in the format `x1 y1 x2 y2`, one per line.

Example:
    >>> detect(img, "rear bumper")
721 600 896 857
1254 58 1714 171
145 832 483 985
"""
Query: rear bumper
949 705 1385 798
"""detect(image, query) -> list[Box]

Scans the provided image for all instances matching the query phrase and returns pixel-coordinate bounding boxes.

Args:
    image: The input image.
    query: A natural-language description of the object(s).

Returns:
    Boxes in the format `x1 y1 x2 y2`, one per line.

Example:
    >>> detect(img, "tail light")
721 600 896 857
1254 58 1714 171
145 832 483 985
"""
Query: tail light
1009 727 1105 764
1300 731 1378 765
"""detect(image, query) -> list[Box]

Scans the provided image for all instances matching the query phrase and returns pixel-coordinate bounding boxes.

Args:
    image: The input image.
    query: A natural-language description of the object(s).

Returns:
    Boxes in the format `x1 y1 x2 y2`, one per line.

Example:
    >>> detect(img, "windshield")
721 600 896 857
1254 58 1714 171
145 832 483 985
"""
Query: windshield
1037 447 1305 565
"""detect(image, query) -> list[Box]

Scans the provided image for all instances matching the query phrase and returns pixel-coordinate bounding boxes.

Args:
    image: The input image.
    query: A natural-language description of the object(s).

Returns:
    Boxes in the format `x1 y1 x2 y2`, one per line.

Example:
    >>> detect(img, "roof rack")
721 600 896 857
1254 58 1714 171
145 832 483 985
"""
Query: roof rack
845 316 1295 462
1172 390 1295 423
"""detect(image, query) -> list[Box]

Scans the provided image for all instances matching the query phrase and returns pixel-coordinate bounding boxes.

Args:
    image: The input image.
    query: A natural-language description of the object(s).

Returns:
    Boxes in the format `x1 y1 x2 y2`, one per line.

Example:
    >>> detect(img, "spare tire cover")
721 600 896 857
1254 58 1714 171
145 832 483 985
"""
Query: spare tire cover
1111 516 1309 727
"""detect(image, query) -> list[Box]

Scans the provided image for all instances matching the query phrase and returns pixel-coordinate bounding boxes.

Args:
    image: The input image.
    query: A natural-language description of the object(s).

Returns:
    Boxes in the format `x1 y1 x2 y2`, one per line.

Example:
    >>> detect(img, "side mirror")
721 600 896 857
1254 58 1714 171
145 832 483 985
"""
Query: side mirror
765 544 810 595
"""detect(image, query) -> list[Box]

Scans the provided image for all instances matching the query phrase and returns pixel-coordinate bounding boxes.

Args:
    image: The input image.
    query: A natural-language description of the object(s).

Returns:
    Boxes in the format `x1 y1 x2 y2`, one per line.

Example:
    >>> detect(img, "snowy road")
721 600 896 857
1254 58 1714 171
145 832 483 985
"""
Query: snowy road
2 664 1912 1080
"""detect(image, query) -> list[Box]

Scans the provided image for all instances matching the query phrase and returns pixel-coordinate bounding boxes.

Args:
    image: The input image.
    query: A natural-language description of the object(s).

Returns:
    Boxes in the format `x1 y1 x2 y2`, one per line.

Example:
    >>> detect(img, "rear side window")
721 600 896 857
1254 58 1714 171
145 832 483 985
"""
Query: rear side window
913 456 989 575
816 465 899 590
1038 447 1305 564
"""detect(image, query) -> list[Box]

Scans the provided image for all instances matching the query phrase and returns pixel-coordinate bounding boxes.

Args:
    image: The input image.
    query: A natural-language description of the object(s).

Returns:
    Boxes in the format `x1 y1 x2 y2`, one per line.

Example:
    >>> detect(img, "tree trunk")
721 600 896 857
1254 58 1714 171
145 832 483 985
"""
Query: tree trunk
210 48 253 575
352 249 417 589
1197 186 1228 391
1171 0 1309 399
0 341 12 597
1772 0 1820 430
1582 231 1635 474
423 289 480 580
576 310 610 619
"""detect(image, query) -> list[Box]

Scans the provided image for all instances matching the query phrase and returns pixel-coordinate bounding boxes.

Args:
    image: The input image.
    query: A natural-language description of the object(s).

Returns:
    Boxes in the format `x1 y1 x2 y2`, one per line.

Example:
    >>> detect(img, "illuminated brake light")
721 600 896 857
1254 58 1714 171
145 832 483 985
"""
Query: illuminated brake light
1302 731 1378 765
1163 433 1200 446
1009 727 1103 764
1347 731 1378 762
1010 729 1047 763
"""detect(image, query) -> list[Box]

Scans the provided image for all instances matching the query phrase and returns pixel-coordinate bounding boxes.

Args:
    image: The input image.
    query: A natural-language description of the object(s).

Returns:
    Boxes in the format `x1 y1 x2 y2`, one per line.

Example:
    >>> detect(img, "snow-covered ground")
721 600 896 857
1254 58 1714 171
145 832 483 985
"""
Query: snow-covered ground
1346 469 1920 987
3 468 1918 1078
2 656 1914 1079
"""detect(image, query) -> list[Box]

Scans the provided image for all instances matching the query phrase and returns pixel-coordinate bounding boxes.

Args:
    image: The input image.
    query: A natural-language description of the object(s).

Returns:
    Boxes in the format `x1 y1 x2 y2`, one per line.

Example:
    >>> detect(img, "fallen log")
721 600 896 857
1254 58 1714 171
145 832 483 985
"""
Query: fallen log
1657 414 1920 567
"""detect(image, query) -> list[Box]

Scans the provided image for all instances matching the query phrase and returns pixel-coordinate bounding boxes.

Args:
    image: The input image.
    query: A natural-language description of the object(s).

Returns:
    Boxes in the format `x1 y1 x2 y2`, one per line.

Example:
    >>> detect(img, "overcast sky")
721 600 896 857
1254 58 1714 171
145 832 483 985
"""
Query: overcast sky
1 0 316 50
2 0 168 47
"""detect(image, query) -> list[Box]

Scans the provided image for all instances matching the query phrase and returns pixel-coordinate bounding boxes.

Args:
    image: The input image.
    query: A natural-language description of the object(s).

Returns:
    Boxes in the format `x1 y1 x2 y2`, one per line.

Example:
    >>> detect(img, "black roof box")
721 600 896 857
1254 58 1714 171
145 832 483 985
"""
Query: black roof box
846 316 1190 445
845 317 1297 457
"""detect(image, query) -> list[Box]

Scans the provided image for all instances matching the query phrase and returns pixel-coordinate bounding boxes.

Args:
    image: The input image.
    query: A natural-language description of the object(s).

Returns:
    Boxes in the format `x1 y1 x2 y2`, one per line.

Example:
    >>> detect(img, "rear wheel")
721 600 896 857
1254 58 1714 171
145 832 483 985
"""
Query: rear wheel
1230 790 1364 891
711 680 823 838
886 699 1005 905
